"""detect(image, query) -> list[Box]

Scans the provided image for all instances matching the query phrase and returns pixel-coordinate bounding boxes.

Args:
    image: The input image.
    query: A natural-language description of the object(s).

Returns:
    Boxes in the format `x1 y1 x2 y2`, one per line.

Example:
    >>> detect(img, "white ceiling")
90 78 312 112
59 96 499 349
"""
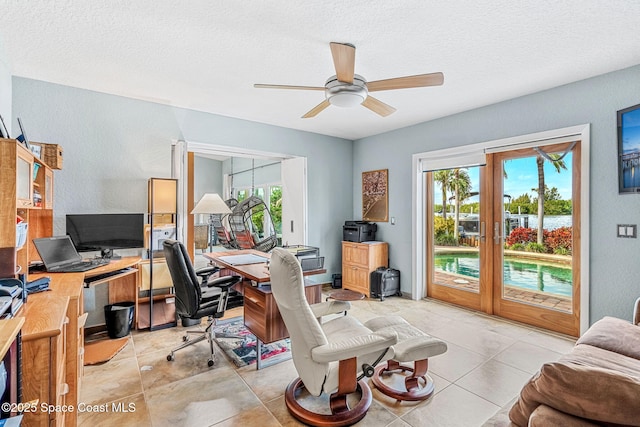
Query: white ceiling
2 1 640 140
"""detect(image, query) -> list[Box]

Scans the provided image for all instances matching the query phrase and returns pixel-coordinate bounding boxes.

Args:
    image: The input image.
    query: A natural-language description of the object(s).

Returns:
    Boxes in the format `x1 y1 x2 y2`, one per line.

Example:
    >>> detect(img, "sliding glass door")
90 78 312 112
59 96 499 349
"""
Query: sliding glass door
426 141 581 336
427 165 490 311
491 142 580 335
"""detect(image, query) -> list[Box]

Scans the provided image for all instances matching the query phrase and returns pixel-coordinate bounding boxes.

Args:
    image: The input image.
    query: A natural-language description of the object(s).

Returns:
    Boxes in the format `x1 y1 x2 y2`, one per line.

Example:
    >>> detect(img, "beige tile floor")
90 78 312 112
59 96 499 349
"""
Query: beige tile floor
78 291 576 427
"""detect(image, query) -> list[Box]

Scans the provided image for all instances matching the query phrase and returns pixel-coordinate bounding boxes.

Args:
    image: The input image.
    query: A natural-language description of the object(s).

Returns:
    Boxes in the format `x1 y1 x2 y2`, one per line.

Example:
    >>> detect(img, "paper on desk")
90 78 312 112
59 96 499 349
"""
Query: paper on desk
217 254 268 265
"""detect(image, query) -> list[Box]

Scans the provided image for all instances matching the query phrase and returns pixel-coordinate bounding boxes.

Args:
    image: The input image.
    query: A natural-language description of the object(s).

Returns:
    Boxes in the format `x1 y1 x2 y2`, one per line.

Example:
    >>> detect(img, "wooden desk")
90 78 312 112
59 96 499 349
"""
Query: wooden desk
20 286 73 427
204 249 326 283
204 250 324 369
23 257 140 427
84 256 141 328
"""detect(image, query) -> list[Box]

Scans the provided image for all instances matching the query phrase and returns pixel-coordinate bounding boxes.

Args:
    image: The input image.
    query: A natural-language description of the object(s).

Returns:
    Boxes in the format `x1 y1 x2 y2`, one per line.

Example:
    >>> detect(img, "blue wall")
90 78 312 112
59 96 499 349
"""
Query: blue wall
0 36 12 136
12 78 353 281
354 64 640 324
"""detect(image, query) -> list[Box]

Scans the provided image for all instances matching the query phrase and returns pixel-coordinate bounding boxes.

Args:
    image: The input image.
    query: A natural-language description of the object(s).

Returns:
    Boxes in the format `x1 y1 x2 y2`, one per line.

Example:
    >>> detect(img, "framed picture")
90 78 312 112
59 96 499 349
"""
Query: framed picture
362 169 388 222
618 103 640 194
0 114 8 139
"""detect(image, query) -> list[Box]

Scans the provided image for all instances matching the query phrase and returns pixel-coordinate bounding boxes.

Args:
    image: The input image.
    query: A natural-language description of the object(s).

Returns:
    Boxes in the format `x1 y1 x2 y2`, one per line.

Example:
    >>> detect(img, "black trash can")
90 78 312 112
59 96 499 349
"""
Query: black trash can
332 273 342 289
104 302 135 339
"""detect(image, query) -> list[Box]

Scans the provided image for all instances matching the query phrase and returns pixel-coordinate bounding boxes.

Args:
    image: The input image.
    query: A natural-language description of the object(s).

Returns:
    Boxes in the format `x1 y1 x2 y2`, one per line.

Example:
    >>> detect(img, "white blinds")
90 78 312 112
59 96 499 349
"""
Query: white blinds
420 150 486 172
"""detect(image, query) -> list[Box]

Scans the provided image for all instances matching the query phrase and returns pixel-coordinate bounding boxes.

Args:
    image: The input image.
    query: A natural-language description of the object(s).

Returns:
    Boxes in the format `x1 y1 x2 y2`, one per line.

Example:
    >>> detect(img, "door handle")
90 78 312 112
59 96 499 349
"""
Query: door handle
480 222 486 242
494 222 502 244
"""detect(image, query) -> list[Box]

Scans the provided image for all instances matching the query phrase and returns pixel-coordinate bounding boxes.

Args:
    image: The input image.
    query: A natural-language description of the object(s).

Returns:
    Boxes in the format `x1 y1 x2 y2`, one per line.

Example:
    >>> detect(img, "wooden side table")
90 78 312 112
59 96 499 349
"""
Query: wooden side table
327 289 365 302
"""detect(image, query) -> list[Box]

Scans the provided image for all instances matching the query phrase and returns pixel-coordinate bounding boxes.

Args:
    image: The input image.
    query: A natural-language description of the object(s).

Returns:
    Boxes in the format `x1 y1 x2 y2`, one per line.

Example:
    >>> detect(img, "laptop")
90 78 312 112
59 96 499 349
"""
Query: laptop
33 236 110 273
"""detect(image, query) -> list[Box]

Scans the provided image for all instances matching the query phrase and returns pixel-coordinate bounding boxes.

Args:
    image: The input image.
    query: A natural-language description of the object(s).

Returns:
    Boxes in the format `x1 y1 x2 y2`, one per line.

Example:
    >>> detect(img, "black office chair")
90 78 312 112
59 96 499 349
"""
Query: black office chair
162 239 244 367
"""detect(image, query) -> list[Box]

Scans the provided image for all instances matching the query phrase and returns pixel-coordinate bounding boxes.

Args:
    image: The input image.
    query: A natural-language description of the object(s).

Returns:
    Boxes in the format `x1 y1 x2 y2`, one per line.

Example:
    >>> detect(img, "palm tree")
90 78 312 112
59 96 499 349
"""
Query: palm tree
434 169 453 221
535 153 567 245
450 169 471 239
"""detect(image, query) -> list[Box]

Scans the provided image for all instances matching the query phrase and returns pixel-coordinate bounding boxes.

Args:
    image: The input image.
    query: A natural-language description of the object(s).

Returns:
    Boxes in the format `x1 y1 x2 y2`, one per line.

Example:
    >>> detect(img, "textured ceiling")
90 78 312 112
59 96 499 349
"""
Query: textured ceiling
2 1 640 140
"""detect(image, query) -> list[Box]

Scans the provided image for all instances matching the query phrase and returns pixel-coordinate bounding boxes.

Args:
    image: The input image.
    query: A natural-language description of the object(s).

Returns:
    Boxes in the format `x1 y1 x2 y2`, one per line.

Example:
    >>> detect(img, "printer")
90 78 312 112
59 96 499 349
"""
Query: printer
343 221 377 243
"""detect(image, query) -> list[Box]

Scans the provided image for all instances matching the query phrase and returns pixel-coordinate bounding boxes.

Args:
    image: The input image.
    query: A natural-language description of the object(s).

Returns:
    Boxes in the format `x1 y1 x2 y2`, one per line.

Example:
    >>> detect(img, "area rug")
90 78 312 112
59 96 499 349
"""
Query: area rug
84 337 129 365
213 317 290 367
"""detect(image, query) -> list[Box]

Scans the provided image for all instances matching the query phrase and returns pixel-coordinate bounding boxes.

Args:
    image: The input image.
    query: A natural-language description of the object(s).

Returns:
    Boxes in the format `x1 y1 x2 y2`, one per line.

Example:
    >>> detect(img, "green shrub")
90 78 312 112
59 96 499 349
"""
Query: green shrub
525 242 547 253
553 246 570 255
435 234 458 246
509 243 526 251
434 216 454 237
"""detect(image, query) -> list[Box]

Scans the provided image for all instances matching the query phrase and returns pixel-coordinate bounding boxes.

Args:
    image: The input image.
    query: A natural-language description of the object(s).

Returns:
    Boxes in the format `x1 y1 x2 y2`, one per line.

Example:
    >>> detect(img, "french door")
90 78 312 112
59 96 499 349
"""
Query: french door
427 141 581 336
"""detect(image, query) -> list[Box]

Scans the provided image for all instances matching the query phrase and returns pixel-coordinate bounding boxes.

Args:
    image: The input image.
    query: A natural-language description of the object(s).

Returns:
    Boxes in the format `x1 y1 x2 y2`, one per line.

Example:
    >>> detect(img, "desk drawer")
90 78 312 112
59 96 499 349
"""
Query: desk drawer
243 287 267 342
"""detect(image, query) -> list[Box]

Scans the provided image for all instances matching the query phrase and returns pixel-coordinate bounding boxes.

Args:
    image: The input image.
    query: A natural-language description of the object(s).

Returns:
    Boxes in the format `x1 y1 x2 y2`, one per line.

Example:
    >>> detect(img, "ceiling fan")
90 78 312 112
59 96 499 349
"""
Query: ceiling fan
254 42 444 118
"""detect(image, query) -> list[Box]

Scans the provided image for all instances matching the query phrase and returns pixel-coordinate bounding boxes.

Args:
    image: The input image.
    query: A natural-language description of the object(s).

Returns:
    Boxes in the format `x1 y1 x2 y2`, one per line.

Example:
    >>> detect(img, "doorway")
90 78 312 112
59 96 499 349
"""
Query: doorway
171 141 308 259
415 125 589 336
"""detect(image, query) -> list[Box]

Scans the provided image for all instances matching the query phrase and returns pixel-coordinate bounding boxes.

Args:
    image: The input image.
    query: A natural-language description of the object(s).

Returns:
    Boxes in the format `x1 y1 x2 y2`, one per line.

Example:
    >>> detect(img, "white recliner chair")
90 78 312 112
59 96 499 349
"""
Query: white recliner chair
269 248 448 426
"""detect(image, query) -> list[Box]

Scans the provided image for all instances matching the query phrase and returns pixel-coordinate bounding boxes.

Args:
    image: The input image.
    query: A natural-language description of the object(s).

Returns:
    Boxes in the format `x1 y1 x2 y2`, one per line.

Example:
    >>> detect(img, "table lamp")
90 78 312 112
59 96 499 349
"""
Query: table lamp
191 193 232 252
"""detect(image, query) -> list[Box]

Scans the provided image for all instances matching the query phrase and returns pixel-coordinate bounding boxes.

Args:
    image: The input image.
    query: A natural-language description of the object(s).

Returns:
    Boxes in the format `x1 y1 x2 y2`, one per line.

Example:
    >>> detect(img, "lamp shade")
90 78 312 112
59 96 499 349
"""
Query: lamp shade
149 178 177 214
191 193 231 214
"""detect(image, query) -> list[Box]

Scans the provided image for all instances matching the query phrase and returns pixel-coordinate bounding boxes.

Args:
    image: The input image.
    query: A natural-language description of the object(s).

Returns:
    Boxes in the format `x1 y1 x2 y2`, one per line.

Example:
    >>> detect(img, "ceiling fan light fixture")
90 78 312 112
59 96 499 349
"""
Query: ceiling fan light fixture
325 74 368 108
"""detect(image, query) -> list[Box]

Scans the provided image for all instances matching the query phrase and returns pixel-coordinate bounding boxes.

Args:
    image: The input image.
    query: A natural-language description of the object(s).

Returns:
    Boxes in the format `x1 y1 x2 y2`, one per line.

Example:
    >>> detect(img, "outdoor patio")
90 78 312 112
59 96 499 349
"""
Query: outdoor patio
433 270 572 313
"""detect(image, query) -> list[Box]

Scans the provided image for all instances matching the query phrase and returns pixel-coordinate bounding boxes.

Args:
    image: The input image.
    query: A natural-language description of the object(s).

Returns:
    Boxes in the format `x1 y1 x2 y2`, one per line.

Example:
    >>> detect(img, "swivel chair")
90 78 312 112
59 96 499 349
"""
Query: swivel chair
268 248 398 426
162 239 244 367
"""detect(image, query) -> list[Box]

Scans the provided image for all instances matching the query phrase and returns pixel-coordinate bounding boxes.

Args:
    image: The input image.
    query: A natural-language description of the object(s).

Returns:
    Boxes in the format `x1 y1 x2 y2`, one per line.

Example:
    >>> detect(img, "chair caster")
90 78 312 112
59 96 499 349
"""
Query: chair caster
207 359 214 367
167 353 175 362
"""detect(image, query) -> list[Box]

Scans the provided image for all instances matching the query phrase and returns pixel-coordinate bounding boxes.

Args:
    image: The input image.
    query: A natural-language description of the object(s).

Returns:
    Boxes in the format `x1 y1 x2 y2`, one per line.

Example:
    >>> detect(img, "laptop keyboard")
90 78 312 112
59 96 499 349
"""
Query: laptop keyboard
55 259 110 272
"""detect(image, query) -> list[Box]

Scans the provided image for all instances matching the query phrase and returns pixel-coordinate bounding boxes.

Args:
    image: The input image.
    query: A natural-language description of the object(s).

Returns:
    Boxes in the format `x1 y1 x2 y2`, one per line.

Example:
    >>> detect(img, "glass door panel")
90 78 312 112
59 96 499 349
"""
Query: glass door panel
427 166 486 311
493 142 580 336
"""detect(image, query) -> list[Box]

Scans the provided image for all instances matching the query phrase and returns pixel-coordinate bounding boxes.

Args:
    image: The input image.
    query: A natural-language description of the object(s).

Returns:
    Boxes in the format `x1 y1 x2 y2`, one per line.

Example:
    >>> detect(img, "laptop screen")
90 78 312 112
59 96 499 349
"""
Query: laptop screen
33 236 82 269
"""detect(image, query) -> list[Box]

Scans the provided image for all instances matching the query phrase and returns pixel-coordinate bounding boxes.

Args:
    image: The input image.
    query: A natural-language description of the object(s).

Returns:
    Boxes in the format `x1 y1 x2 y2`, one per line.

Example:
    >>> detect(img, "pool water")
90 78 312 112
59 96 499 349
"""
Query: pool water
435 252 572 297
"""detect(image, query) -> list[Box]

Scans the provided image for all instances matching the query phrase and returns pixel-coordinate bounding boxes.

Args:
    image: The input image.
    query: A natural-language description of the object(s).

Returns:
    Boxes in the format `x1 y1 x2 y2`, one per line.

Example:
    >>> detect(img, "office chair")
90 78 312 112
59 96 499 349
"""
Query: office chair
162 239 244 367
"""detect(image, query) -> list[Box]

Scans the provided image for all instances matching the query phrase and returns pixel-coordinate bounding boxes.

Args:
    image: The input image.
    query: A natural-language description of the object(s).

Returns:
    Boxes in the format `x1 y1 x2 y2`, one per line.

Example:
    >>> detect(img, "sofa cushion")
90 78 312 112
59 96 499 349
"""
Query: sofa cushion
528 404 601 427
509 354 640 426
576 316 640 360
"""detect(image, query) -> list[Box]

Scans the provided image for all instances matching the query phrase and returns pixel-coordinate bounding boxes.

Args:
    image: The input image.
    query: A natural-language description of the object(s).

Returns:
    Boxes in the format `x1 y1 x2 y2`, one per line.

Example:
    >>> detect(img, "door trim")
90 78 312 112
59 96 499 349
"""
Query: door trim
412 124 590 334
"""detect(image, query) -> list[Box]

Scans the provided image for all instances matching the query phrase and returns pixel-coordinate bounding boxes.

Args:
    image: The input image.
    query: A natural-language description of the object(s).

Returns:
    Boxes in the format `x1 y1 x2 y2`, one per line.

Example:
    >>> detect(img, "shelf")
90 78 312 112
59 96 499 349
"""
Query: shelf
137 294 175 304
84 267 137 287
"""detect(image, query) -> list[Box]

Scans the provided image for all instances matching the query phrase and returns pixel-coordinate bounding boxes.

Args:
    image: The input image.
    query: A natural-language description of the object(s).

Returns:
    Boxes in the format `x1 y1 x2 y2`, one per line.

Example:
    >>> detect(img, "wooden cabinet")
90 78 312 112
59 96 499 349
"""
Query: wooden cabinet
21 293 70 427
0 138 56 277
21 273 85 427
341 241 388 297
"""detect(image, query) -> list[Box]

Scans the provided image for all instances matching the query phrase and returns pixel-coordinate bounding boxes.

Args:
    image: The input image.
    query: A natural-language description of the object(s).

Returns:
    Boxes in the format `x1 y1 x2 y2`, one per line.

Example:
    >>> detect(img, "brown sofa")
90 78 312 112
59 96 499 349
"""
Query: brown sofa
509 298 640 426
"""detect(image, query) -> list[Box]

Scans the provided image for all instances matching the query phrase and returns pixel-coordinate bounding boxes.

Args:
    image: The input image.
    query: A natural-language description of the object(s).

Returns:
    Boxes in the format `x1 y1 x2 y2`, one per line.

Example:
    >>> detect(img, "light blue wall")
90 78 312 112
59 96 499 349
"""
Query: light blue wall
12 78 353 282
0 36 11 136
354 64 640 325
194 156 223 202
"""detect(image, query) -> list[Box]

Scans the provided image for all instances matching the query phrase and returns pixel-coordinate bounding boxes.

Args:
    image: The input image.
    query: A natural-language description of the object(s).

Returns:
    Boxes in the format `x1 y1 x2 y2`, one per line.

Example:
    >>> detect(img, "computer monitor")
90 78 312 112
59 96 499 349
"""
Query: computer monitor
66 213 144 253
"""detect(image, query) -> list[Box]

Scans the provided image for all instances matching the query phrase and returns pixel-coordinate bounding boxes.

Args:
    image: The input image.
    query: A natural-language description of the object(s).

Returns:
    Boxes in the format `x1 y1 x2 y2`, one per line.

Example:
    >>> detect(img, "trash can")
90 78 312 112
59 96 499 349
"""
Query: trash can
104 302 135 339
332 273 342 289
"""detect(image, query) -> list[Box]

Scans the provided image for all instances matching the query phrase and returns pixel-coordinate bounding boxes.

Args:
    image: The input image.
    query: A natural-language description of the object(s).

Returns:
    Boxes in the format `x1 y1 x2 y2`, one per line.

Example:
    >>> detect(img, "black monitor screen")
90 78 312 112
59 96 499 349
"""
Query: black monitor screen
66 213 145 252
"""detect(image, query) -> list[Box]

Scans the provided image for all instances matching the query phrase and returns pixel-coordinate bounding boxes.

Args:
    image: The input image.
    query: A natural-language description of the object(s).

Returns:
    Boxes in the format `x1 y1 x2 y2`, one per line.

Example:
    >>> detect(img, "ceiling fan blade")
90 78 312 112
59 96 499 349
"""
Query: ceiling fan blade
362 96 396 117
254 83 325 91
330 42 355 83
302 99 331 118
367 72 444 92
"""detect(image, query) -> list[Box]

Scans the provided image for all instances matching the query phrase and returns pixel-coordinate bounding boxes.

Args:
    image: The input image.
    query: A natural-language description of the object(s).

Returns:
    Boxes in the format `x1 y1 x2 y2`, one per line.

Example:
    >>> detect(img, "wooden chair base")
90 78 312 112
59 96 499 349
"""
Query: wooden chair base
284 377 372 427
371 359 435 402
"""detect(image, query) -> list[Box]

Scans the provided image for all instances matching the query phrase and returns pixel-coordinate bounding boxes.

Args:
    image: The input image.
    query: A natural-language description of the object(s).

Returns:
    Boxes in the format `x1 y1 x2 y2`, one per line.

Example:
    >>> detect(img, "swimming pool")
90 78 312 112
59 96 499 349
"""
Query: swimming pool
434 252 572 297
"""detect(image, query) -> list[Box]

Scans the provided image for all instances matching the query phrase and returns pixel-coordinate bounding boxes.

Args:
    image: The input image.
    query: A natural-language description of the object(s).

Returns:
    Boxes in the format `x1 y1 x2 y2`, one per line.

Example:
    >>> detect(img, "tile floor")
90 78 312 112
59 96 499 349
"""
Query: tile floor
78 290 576 427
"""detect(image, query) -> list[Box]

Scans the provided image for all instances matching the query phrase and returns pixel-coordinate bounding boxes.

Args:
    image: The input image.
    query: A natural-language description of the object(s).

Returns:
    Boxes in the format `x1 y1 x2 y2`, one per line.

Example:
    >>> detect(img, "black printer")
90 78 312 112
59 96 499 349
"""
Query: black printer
343 221 377 242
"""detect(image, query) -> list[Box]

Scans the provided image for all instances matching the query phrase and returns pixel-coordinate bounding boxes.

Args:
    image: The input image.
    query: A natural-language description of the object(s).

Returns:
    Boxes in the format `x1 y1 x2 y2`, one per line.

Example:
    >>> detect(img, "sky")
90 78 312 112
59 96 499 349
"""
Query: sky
438 153 573 203
622 107 640 154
